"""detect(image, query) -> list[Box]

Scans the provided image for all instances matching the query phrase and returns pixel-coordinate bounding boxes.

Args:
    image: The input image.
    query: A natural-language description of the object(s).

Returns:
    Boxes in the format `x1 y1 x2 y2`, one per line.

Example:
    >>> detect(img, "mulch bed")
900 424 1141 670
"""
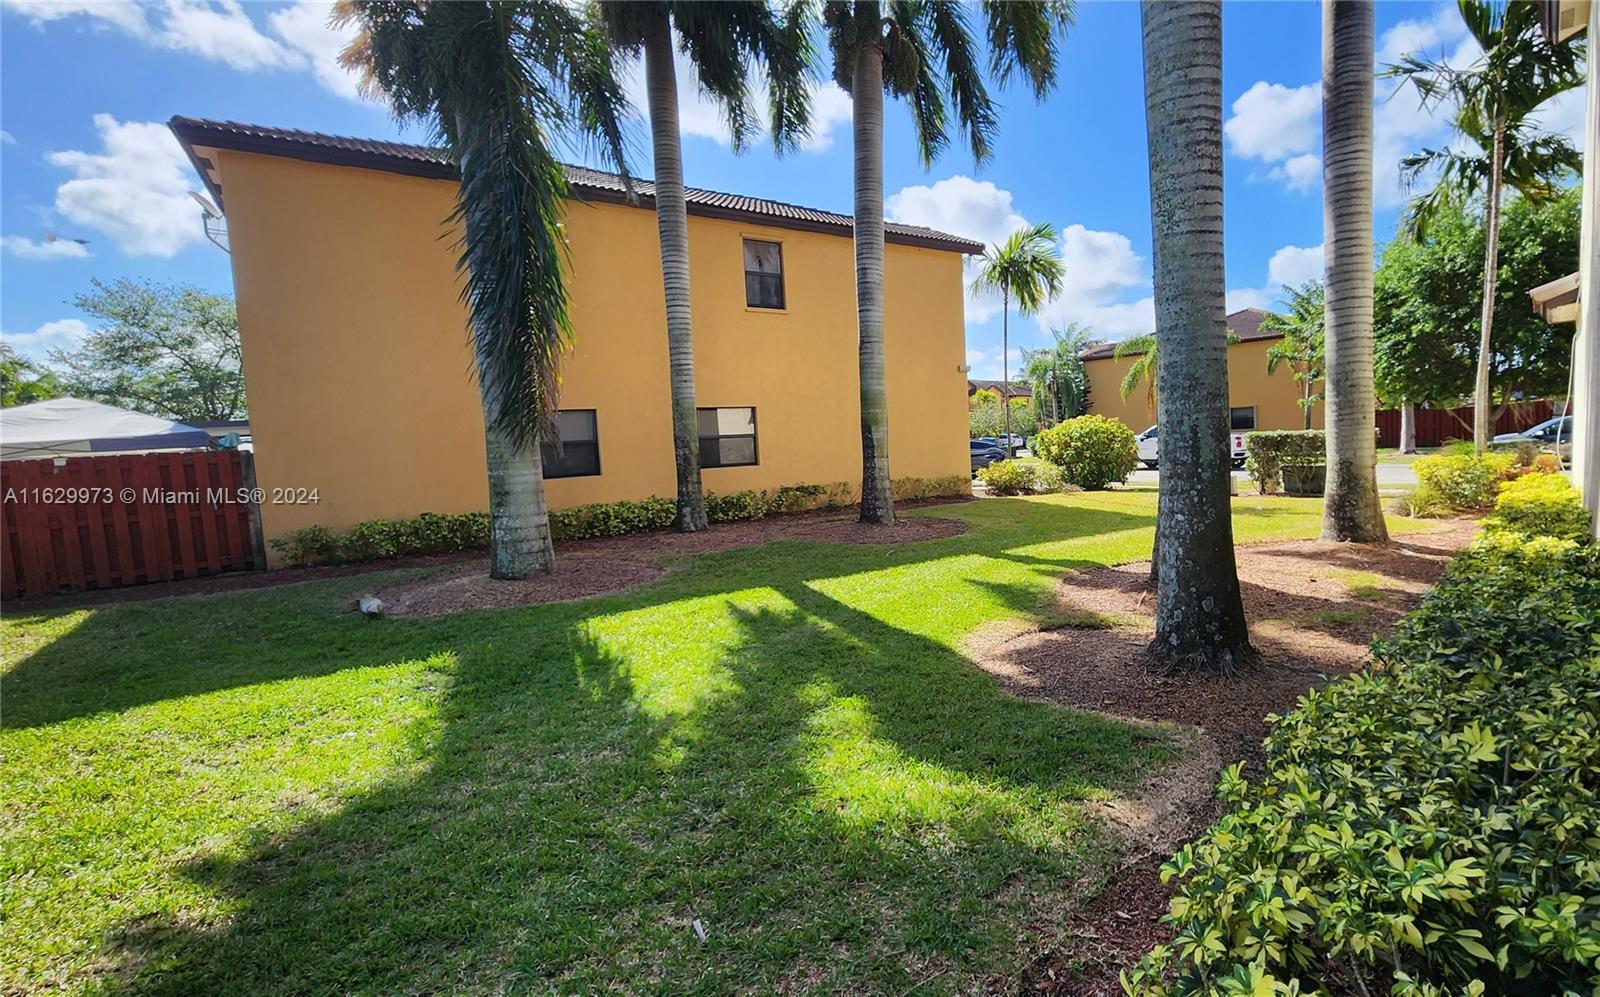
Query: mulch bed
9 501 969 613
976 517 1481 995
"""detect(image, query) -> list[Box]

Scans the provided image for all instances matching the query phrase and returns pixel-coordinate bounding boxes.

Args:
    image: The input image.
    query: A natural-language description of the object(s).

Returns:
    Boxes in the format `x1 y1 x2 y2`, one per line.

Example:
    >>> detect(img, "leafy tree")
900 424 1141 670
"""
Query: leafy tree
1022 324 1092 426
47 278 244 422
1373 186 1581 425
971 222 1065 456
338 0 631 579
1260 280 1325 430
967 388 1034 439
599 2 810 534
0 345 64 407
1140 0 1250 670
1386 0 1585 449
820 0 1074 524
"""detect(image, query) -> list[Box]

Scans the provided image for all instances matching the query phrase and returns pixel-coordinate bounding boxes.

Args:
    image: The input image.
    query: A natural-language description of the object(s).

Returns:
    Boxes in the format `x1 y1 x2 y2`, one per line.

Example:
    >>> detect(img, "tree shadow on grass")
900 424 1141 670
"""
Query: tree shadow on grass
2 500 1152 731
94 581 1164 994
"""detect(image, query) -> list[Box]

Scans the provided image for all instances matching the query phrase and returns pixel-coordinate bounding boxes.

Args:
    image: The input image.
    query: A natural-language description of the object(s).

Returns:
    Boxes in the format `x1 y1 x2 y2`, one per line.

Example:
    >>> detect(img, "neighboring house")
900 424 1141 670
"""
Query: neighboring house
1536 0 1597 530
966 379 1032 400
1080 308 1322 433
0 398 214 460
168 117 981 545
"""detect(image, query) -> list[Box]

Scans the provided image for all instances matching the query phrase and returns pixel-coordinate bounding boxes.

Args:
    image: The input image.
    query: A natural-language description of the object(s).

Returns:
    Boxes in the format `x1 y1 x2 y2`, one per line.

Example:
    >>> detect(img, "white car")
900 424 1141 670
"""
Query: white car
1136 425 1247 470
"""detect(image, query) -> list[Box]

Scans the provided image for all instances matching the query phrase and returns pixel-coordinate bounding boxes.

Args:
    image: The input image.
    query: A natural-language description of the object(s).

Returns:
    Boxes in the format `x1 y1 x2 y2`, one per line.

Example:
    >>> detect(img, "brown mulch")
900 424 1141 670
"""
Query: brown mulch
371 510 968 618
978 517 1481 996
9 501 969 613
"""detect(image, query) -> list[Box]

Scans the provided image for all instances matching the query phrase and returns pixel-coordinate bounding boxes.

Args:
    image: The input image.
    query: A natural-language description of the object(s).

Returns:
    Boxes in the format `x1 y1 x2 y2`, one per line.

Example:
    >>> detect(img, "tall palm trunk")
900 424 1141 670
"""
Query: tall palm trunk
1001 287 1013 457
482 411 557 579
1321 0 1387 543
644 15 708 532
1473 113 1507 450
853 30 894 524
1399 399 1417 453
1141 0 1250 670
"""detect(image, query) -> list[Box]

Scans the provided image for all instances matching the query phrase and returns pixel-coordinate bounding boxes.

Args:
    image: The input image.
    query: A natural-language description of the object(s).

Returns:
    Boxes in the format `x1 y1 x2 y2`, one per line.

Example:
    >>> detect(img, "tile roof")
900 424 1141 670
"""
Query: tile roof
1080 308 1279 361
169 116 984 255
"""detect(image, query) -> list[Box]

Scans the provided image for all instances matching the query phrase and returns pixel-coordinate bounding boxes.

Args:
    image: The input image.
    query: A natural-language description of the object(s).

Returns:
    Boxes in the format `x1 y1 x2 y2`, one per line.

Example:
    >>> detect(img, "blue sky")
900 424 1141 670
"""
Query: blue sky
0 1 1588 382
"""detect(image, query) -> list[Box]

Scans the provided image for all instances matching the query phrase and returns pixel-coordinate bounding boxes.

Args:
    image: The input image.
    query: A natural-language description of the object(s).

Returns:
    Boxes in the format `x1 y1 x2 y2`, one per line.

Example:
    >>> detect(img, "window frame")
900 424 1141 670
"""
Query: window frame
540 409 601 479
1229 406 1258 432
742 238 786 311
697 406 759 469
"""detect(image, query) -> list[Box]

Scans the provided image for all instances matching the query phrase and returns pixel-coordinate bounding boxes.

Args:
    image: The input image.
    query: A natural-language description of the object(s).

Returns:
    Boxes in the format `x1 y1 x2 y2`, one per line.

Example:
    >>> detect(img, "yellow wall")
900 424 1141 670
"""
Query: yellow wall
217 151 969 546
1083 338 1324 433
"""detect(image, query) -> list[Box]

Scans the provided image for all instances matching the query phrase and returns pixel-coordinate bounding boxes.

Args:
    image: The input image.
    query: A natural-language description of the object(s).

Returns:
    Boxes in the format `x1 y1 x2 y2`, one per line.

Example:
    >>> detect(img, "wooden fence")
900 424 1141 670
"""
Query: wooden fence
1374 400 1561 449
1 451 265 599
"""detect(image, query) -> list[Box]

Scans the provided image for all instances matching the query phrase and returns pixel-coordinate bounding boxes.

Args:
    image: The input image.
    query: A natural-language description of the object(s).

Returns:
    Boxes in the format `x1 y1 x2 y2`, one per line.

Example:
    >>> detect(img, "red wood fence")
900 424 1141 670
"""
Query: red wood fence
1 451 265 599
1374 399 1562 449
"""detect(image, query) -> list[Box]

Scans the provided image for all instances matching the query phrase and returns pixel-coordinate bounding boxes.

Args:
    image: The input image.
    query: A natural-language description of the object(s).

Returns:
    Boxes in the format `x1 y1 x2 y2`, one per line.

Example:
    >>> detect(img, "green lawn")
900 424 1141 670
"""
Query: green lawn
3 492 1388 994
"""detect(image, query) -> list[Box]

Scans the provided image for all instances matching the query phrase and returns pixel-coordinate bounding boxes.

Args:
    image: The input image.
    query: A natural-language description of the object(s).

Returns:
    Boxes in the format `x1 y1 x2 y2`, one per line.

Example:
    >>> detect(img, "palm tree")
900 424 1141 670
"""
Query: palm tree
599 3 811 533
338 0 631 578
1387 0 1585 450
1260 280 1325 430
1140 0 1250 671
821 0 1074 524
1022 323 1092 426
1321 0 1387 543
971 222 1065 456
1115 325 1239 413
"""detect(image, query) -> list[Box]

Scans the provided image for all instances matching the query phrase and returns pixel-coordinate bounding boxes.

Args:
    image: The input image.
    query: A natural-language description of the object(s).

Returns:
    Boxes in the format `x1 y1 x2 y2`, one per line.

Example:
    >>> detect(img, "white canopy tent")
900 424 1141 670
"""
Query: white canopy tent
0 398 215 461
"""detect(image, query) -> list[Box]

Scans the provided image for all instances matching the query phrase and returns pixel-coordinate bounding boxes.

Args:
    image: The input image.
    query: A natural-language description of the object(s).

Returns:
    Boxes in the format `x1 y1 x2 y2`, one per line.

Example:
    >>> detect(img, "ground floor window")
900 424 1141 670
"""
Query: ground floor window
541 410 600 478
698 407 758 467
1229 406 1257 431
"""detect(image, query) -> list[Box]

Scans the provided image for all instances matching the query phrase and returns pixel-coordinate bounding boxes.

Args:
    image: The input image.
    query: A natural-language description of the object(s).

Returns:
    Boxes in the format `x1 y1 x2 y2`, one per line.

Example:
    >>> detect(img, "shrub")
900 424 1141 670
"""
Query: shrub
890 475 971 501
1242 430 1324 495
1033 415 1137 490
1414 451 1516 510
1485 471 1591 542
268 512 492 566
1532 452 1563 474
1125 523 1600 995
1511 439 1539 467
975 459 1036 495
550 497 677 539
1387 481 1450 519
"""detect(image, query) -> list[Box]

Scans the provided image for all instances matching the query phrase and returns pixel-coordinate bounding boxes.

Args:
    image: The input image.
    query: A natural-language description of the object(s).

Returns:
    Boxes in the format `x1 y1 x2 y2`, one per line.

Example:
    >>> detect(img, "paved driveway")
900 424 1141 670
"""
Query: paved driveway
1126 461 1418 490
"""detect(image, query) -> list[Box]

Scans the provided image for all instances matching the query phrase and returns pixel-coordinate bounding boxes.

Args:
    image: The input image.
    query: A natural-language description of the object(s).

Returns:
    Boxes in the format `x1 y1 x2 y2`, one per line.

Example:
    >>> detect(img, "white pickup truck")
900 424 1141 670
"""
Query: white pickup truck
1136 426 1247 470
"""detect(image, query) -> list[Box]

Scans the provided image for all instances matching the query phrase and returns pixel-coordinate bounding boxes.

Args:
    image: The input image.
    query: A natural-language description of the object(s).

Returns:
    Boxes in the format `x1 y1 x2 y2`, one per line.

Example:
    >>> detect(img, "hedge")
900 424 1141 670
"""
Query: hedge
268 477 967 566
1243 430 1325 495
1413 451 1518 511
1125 508 1598 993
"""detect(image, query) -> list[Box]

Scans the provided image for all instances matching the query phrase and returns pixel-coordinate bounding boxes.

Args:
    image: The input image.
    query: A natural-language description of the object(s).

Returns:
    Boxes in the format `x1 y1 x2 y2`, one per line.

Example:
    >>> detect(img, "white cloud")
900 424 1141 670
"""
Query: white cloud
157 0 299 70
0 130 15 145
1266 243 1324 289
46 114 203 257
1034 224 1156 338
886 175 1030 322
1225 81 1320 162
964 345 1027 382
1269 153 1322 191
1 0 150 35
2 0 370 101
800 83 853 152
2 318 90 360
1 235 91 260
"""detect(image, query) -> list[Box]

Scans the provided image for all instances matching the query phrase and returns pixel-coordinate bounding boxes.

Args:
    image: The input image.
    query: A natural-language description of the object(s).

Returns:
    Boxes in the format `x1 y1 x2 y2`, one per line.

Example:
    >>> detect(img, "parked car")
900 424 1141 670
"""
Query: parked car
970 438 1007 474
1135 425 1247 469
1493 415 1574 458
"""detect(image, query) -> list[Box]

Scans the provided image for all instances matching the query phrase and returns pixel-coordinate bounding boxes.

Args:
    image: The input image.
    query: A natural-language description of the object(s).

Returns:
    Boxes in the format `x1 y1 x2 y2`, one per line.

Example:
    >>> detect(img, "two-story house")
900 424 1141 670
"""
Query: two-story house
169 117 980 547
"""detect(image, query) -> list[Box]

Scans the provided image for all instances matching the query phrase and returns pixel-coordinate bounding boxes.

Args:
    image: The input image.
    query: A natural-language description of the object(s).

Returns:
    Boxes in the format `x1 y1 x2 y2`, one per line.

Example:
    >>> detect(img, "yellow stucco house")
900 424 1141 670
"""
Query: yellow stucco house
1081 308 1324 434
169 117 980 546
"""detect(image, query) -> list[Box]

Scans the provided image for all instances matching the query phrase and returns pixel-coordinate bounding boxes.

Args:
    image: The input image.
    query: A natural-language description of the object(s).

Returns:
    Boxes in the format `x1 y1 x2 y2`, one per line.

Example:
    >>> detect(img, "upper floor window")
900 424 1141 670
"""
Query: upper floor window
541 410 600 478
698 407 758 468
1230 406 1257 431
743 240 785 310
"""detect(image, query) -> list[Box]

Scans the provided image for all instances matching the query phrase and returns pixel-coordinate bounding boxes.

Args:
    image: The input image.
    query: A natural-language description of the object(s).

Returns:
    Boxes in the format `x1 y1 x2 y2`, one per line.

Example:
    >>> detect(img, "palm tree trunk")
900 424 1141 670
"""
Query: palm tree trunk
1399 399 1416 453
1001 287 1013 457
482 415 556 579
645 15 708 533
1140 0 1250 670
853 29 894 525
1474 113 1507 451
1320 0 1387 543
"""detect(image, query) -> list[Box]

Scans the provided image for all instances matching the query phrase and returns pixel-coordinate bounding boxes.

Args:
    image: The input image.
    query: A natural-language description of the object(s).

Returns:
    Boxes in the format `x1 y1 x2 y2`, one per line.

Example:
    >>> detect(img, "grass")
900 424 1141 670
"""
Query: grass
2 491 1417 994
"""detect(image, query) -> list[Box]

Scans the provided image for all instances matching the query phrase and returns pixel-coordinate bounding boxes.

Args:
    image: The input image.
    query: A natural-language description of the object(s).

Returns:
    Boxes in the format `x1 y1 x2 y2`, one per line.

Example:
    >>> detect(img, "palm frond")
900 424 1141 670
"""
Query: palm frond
981 0 1073 99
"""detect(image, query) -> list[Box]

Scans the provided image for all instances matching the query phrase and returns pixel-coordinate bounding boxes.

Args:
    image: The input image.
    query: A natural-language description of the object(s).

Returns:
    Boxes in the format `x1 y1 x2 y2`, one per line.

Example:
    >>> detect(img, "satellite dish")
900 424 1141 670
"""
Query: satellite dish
189 191 221 219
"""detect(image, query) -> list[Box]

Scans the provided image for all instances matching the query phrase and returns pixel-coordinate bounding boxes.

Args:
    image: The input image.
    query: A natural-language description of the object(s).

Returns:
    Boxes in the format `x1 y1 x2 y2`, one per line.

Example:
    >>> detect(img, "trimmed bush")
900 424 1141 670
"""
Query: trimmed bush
891 475 971 502
270 512 491 566
1414 451 1517 510
1243 430 1325 495
1033 415 1138 490
1485 471 1591 542
1125 519 1600 994
1388 481 1450 519
1533 452 1563 474
975 459 1036 495
550 497 676 539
